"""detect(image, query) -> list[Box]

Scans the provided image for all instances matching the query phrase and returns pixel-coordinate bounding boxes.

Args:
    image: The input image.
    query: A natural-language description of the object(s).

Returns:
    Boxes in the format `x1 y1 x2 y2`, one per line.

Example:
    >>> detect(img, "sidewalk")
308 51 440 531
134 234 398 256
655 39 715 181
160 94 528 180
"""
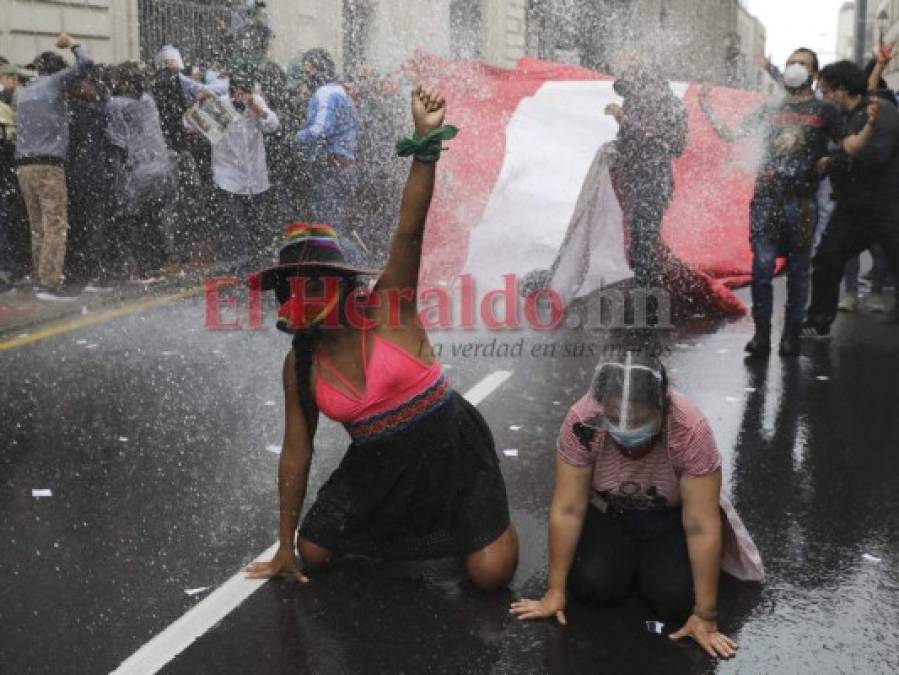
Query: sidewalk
0 262 218 339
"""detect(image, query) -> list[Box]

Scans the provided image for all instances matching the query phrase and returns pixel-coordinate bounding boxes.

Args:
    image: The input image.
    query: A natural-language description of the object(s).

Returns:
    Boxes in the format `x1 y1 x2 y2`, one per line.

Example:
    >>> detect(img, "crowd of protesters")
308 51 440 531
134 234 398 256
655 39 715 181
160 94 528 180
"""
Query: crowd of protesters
0 21 406 301
698 44 899 356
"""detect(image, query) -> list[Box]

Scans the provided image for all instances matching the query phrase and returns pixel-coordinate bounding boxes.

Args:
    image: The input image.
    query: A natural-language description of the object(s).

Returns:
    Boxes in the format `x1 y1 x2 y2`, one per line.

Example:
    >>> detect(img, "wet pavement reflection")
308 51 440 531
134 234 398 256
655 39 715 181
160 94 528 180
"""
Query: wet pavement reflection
2 284 899 673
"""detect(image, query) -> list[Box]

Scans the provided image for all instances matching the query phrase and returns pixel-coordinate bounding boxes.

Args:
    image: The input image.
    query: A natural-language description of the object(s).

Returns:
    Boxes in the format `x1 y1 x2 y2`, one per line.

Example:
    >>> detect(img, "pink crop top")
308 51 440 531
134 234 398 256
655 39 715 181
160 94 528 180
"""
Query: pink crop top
313 329 444 425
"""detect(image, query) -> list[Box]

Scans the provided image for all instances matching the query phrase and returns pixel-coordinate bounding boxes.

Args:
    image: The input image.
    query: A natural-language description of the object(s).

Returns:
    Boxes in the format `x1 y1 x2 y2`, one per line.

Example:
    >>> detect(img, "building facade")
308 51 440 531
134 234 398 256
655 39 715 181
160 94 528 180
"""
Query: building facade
736 2 779 94
0 0 139 65
523 0 772 90
870 0 899 88
836 1 857 60
1 0 768 91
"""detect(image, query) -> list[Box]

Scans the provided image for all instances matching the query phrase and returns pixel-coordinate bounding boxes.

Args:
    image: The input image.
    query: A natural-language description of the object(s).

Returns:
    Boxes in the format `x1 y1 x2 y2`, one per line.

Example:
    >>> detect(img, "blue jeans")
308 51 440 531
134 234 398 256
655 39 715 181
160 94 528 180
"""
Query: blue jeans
750 193 815 327
843 244 889 294
812 177 833 252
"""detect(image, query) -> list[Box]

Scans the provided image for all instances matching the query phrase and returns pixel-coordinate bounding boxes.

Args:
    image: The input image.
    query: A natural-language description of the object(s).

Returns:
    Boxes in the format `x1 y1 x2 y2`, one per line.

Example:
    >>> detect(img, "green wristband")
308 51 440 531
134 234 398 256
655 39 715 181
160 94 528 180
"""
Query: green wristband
396 125 459 163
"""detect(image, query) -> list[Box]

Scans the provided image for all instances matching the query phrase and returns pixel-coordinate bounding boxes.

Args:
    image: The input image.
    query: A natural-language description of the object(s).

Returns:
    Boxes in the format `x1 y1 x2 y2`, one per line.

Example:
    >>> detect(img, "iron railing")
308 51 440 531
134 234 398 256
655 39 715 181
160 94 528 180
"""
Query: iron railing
138 0 234 68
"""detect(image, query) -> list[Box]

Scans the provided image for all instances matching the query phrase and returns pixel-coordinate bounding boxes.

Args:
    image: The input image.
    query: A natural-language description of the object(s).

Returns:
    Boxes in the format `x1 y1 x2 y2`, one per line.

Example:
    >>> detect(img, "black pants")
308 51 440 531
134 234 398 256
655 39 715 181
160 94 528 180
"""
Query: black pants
112 195 169 276
619 163 674 290
568 504 694 622
216 189 271 264
807 200 899 326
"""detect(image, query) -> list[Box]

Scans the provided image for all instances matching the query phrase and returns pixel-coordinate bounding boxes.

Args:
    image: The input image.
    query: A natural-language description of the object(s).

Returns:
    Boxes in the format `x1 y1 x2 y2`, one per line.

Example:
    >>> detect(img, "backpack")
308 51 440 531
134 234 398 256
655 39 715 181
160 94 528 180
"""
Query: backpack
107 95 176 214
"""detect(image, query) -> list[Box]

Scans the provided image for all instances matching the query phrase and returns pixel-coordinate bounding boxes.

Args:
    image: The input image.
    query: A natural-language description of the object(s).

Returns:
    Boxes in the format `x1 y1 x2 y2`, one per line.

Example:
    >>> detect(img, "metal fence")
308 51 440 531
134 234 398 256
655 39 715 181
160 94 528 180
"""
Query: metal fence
138 0 235 67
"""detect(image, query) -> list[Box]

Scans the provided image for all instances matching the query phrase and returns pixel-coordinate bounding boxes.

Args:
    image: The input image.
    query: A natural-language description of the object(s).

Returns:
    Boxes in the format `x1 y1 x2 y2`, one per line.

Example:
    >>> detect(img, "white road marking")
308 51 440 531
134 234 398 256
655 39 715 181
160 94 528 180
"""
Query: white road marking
110 369 514 674
464 370 512 406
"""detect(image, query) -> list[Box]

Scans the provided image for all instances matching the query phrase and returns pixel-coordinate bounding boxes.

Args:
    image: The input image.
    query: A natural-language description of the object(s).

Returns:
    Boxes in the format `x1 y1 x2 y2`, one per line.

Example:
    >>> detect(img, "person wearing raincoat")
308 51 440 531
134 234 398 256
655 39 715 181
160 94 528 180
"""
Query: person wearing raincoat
511 351 763 660
105 62 176 280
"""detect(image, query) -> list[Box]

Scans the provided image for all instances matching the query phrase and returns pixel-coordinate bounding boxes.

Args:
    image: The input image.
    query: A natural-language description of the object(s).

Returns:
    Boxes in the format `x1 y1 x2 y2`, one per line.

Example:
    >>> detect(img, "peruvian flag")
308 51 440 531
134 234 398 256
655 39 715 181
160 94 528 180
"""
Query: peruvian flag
407 55 768 317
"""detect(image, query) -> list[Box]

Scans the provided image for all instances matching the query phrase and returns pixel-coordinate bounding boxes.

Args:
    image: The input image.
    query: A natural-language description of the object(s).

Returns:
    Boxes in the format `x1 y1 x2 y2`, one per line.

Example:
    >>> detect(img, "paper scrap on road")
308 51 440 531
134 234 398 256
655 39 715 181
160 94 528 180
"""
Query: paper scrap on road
263 401 276 407
725 396 740 403
745 387 757 393
862 553 882 563
265 444 281 454
32 489 52 498
503 449 519 457
118 437 129 442
509 425 522 431
184 587 210 597
645 621 665 635
816 376 831 382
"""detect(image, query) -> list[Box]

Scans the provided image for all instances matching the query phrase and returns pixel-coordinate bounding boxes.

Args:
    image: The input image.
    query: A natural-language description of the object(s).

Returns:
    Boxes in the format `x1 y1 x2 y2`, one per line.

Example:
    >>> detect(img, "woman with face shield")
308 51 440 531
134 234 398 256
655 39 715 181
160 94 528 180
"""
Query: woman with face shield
511 352 763 659
244 85 518 592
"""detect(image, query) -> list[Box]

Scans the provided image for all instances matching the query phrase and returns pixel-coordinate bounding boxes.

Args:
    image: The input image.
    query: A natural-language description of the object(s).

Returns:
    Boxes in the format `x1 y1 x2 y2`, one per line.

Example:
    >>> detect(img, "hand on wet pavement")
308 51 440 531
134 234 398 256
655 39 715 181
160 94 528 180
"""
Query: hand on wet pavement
669 614 738 659
244 545 309 583
509 588 567 625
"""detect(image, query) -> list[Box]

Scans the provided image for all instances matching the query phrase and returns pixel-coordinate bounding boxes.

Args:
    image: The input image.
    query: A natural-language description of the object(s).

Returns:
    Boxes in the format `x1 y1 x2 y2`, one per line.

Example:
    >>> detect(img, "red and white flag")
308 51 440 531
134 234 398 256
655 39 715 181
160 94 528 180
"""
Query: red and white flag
409 55 769 316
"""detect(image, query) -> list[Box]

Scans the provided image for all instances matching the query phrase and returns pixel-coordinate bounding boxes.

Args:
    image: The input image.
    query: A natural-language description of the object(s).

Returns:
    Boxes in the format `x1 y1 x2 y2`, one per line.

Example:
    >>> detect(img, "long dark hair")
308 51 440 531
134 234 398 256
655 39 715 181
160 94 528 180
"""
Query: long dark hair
284 273 368 438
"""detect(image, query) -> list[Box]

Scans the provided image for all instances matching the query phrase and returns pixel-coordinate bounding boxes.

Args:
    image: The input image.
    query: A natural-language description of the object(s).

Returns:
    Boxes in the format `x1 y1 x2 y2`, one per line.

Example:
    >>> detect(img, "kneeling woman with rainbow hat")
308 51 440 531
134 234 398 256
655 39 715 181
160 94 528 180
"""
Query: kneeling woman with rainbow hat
245 85 518 590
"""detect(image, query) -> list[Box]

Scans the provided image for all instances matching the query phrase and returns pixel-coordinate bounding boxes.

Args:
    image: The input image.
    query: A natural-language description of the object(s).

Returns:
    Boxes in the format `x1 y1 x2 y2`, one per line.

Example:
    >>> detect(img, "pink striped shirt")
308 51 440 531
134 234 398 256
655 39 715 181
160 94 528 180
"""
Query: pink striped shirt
557 390 721 509
556 389 765 582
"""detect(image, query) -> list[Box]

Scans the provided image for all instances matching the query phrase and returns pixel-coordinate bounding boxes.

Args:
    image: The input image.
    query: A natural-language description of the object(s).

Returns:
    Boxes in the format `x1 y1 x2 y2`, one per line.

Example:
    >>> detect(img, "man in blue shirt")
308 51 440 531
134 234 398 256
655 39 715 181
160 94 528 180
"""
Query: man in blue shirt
295 49 360 251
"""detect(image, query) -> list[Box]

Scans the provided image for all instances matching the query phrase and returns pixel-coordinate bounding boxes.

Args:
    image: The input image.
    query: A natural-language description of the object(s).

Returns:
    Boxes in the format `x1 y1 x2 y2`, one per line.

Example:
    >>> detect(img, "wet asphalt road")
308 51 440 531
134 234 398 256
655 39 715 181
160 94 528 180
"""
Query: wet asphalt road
2 281 899 674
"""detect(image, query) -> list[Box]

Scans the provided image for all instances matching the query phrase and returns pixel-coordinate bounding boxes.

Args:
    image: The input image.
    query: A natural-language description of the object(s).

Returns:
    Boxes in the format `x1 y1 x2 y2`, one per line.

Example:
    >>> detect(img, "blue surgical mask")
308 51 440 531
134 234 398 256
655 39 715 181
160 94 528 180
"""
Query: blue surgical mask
609 423 657 451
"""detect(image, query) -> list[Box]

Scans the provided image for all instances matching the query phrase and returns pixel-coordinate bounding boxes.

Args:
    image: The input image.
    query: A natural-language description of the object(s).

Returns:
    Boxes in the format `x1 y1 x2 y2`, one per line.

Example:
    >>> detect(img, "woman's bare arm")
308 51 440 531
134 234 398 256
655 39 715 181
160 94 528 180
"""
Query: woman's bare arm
245 351 318 581
277 350 318 549
374 86 446 318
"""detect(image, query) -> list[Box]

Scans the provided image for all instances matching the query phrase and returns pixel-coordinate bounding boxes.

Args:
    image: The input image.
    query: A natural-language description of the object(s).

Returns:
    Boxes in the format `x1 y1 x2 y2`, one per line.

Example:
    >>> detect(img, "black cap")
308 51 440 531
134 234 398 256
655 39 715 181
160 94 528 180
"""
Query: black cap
26 51 67 75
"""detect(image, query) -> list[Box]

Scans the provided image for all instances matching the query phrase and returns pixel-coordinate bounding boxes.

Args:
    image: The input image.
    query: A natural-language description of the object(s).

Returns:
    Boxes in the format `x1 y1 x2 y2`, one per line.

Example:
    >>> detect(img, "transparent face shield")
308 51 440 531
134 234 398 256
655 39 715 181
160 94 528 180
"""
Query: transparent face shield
575 353 665 450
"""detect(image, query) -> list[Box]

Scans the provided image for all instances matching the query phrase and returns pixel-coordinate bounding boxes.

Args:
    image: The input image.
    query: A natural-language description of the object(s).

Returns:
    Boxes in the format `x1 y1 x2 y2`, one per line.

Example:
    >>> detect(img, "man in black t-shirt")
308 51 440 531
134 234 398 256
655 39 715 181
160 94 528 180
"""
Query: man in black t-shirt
804 60 899 334
699 47 878 357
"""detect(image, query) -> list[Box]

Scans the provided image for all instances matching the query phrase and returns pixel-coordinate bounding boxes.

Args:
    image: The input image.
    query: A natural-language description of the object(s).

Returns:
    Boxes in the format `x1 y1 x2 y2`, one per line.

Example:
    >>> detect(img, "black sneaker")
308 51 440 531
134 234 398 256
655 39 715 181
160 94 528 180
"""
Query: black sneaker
779 330 801 358
800 321 831 340
744 322 771 356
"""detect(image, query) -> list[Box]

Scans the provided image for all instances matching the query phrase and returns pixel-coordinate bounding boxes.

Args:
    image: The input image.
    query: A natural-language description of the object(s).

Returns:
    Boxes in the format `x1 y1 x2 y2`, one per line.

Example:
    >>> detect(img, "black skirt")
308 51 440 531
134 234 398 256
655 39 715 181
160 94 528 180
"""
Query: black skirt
298 383 511 560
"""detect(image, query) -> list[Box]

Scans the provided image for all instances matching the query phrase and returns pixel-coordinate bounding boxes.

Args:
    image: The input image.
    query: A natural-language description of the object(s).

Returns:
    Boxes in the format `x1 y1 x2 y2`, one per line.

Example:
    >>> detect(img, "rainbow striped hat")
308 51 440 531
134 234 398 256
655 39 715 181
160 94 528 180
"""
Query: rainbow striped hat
260 222 380 291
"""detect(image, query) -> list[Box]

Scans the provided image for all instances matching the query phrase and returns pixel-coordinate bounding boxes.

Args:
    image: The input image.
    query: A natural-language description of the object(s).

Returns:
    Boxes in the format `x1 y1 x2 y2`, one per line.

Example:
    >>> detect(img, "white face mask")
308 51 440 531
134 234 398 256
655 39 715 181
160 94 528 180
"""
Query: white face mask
783 63 811 89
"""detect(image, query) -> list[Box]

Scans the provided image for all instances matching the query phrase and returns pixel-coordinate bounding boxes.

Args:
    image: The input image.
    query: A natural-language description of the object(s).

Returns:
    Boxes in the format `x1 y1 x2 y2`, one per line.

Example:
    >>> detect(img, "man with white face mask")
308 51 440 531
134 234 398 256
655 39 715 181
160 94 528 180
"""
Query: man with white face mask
699 48 879 358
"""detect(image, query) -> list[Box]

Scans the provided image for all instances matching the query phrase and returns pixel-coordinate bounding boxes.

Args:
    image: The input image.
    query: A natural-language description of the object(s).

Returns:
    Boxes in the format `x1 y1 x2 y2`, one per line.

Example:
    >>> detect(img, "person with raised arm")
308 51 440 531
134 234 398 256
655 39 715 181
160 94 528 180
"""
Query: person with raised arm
698 48 878 357
245 85 518 590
